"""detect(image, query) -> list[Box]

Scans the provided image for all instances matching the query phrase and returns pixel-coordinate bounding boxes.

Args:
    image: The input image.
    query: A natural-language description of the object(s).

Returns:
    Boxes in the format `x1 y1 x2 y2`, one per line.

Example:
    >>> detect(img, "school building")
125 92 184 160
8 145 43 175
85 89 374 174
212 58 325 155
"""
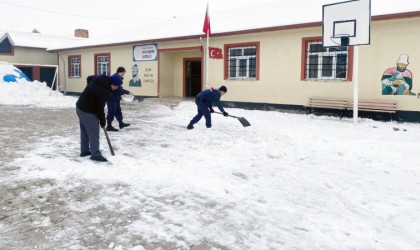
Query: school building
7 3 420 121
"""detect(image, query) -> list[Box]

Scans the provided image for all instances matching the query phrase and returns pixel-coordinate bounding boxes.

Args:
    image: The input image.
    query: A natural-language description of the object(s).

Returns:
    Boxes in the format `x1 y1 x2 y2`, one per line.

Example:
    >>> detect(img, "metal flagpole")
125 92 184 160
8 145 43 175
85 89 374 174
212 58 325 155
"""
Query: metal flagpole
205 3 209 89
206 30 209 89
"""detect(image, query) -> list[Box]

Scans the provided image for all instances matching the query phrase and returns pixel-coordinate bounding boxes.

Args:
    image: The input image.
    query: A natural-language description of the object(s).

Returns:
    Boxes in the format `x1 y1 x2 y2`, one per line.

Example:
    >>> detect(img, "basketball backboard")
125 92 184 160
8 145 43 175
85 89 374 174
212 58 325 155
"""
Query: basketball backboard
323 0 371 47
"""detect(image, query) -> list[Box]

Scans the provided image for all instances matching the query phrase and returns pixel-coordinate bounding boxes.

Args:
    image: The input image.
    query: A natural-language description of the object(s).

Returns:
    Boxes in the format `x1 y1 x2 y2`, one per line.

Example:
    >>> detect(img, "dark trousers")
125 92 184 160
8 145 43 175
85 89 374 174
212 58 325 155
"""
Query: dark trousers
76 107 101 157
189 100 211 128
106 101 123 126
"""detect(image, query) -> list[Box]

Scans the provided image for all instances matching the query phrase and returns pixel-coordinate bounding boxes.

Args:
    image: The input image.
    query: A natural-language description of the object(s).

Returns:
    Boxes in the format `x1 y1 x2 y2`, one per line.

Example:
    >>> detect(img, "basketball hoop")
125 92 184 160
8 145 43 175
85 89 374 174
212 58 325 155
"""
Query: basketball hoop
330 34 350 46
322 0 370 47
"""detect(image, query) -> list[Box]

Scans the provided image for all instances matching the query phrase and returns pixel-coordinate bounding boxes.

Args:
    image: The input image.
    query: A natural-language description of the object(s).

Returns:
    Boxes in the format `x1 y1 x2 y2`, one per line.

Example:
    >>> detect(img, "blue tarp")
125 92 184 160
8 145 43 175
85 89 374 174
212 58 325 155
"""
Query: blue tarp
2 69 30 82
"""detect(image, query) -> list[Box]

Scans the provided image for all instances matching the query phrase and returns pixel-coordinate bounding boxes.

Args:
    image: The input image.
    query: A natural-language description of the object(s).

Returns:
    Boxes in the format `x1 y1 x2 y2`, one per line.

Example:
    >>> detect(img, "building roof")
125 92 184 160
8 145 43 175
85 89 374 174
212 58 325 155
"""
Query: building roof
47 0 420 51
0 30 85 50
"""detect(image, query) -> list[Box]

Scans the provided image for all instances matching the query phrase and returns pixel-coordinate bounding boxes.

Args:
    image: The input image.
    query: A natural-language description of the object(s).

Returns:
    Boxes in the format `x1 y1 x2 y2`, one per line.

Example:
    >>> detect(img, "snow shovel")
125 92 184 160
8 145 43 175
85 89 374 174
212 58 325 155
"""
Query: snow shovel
215 112 251 127
103 127 115 156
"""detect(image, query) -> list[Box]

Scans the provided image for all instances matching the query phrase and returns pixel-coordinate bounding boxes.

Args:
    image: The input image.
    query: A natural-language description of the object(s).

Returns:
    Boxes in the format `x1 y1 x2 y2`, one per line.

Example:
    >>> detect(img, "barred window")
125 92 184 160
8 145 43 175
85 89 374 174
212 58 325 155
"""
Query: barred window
68 56 81 78
95 53 110 76
225 43 259 80
304 39 350 80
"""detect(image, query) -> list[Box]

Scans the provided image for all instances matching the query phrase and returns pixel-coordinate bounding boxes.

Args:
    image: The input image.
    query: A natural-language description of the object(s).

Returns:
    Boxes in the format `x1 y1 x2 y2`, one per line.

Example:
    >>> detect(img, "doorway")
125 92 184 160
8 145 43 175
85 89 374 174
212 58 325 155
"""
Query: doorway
40 67 56 89
185 59 202 97
17 67 33 81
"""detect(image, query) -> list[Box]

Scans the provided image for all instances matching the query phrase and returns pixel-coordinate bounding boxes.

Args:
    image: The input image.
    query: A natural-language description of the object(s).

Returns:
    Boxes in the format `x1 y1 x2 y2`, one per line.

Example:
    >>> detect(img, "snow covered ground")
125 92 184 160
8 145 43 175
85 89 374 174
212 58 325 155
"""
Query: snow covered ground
1 82 420 249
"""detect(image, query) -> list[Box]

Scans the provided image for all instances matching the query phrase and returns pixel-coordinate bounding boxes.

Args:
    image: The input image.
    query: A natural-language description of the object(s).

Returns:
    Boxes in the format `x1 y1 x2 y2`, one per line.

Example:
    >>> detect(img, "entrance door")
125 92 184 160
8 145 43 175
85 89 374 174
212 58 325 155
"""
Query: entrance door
185 60 202 97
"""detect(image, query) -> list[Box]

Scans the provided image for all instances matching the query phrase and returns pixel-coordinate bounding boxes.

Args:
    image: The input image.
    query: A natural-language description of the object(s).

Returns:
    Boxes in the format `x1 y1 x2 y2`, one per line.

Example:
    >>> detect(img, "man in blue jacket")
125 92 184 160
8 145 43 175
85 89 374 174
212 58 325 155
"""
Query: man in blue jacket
76 75 120 162
187 86 228 129
106 67 133 132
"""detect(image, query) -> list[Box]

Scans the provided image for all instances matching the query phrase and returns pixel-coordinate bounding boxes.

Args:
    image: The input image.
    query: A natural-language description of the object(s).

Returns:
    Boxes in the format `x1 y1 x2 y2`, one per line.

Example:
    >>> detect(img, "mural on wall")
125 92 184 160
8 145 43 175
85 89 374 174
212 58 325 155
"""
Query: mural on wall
129 64 141 87
381 54 415 95
131 44 157 87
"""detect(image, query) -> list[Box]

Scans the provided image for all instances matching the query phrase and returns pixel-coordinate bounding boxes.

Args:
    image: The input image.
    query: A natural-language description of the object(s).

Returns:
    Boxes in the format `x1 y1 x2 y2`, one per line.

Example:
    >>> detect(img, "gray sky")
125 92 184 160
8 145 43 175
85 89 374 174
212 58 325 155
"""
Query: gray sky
0 0 283 37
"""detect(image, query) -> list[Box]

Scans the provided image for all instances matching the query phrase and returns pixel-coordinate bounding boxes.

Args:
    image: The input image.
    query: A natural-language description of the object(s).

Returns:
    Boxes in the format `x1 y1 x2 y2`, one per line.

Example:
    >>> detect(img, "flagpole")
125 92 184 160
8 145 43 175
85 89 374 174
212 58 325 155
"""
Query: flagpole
205 3 209 89
206 27 209 89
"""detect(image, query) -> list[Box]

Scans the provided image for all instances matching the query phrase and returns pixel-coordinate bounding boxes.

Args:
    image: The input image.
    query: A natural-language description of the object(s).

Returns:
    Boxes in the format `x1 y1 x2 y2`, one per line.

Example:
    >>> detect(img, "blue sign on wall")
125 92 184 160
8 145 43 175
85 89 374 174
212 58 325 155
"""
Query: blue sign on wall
133 44 158 61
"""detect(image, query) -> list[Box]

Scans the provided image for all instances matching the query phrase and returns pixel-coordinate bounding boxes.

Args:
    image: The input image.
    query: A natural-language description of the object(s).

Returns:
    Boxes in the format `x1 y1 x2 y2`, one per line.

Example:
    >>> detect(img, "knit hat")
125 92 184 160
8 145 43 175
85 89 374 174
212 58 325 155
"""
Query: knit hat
219 86 227 93
109 74 122 86
116 66 126 73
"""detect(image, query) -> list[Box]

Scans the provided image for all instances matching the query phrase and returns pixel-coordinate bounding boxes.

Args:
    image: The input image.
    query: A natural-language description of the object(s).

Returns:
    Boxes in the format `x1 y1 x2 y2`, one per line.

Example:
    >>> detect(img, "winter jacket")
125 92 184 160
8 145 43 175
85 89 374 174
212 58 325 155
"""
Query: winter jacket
76 75 113 124
195 87 225 112
86 75 95 85
107 73 129 102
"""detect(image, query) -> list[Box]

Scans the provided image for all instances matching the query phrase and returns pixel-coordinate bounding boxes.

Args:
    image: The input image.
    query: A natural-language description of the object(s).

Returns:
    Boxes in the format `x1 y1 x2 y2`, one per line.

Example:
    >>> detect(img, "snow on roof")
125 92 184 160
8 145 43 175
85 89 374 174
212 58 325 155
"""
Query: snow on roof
0 30 86 50
47 0 420 51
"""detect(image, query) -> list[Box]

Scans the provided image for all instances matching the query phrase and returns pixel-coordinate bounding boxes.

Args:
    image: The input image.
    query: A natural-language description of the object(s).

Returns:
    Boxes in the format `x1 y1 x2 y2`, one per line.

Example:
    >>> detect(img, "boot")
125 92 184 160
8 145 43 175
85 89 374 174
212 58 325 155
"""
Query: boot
106 125 118 132
119 122 131 129
187 124 194 130
90 154 108 162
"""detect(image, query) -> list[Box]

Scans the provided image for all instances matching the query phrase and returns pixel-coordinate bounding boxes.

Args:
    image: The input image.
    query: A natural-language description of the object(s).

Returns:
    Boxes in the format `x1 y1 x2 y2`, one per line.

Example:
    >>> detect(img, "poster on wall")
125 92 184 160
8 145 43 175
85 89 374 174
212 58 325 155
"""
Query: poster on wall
133 44 158 61
381 54 415 96
129 64 141 87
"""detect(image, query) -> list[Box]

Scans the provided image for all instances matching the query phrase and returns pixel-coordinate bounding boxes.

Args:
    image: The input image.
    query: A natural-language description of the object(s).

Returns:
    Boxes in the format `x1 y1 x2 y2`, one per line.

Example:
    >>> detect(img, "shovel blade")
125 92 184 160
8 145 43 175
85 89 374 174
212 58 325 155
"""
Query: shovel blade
237 117 251 127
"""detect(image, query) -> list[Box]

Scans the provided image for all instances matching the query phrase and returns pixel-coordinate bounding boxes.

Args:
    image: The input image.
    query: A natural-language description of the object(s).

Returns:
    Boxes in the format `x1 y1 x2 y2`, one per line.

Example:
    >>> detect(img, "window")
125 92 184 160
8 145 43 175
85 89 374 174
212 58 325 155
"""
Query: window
224 42 259 80
301 37 353 81
68 55 81 78
94 53 111 76
0 37 13 55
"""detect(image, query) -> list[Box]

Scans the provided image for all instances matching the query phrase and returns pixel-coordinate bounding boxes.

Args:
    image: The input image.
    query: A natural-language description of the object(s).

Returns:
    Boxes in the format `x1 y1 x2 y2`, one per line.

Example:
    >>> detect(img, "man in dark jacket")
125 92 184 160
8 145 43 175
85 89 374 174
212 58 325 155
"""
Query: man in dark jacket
187 86 228 129
76 75 120 162
106 67 132 132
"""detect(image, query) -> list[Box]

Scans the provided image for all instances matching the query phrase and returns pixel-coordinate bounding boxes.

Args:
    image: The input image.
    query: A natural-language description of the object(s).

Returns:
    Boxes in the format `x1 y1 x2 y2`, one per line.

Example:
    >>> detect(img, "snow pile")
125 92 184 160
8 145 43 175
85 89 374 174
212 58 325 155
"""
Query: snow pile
0 61 76 108
0 79 77 108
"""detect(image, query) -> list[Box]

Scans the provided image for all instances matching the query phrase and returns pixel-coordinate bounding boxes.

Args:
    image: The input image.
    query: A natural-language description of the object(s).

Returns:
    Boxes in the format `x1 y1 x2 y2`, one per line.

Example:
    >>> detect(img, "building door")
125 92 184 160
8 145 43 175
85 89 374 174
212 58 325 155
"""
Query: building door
185 60 202 97
40 67 56 89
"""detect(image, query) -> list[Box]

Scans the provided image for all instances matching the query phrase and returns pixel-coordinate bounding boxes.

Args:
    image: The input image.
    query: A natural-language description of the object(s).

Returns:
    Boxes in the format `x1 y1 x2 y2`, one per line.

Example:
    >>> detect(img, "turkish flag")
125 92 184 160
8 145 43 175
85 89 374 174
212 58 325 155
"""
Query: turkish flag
202 4 211 36
209 47 223 59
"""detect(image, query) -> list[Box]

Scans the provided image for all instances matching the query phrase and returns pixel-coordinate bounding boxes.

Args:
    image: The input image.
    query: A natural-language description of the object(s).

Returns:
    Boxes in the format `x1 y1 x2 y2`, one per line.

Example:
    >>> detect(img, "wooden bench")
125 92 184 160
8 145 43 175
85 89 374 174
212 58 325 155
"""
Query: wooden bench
348 100 397 120
305 97 348 118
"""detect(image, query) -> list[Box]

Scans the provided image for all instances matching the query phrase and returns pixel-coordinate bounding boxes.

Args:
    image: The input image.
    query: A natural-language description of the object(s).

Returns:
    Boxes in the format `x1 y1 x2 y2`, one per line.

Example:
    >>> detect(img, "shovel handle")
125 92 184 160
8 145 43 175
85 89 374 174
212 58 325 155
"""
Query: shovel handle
103 127 115 156
214 111 238 118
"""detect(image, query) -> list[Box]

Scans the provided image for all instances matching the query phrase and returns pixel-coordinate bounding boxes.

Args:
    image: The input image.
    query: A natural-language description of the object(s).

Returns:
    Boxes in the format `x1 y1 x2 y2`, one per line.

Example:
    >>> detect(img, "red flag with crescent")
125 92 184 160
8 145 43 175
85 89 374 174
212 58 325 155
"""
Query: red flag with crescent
209 47 223 59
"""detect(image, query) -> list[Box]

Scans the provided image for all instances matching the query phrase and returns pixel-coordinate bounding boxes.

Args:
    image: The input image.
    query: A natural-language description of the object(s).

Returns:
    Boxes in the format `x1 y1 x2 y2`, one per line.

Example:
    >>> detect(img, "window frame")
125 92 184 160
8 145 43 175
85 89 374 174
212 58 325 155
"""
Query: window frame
224 42 260 80
68 55 81 78
301 37 353 81
94 53 111 76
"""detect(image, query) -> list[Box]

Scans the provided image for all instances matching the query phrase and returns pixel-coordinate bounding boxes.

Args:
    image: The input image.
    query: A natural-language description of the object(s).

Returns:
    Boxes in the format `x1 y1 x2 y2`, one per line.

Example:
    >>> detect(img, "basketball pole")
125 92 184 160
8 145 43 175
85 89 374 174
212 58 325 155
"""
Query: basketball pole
353 46 359 124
